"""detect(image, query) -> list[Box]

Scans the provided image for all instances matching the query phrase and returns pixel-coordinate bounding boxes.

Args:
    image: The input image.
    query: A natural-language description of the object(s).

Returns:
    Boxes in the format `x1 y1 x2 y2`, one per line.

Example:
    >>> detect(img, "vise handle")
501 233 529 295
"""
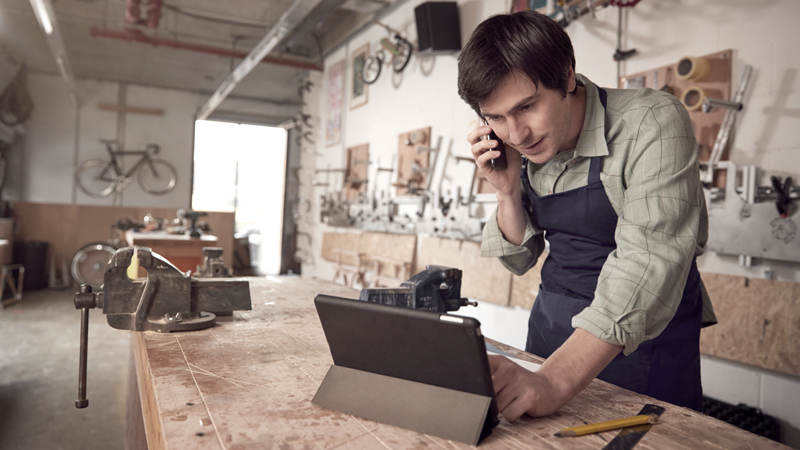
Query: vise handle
74 284 103 408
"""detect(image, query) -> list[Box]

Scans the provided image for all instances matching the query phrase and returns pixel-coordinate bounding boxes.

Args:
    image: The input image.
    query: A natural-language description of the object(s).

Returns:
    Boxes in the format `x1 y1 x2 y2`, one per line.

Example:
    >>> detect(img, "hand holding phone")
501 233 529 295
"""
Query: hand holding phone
481 119 507 170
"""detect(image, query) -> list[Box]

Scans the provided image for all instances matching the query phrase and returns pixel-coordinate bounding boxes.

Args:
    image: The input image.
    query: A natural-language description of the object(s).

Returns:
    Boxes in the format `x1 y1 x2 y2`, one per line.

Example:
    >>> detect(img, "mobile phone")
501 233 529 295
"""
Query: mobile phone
481 119 507 170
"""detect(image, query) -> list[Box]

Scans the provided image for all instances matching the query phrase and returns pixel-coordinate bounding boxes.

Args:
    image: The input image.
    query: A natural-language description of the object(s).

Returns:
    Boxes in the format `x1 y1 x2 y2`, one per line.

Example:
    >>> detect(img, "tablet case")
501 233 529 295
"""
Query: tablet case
312 294 499 445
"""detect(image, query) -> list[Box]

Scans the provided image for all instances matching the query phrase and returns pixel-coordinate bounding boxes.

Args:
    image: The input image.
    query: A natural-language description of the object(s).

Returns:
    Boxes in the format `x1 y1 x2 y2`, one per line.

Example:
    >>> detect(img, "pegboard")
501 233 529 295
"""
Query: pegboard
343 143 369 200
395 127 431 196
619 49 732 163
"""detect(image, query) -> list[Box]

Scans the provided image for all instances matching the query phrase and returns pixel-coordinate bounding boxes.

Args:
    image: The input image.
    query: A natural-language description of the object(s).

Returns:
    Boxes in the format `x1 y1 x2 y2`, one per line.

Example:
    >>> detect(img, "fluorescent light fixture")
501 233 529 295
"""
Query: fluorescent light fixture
30 0 54 35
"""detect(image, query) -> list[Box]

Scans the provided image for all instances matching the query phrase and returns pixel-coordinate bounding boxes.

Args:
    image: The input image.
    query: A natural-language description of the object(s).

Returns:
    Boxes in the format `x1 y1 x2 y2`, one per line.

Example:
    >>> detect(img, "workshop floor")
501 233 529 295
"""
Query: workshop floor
0 288 128 450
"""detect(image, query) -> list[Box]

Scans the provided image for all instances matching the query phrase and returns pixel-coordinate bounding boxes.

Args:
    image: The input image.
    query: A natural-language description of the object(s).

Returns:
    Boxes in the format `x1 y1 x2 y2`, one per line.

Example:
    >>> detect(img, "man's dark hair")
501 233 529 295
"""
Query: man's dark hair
457 10 576 116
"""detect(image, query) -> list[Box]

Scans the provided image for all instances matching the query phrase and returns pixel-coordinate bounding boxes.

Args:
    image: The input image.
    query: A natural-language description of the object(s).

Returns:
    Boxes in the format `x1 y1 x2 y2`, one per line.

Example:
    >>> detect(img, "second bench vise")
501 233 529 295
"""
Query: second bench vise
358 265 477 312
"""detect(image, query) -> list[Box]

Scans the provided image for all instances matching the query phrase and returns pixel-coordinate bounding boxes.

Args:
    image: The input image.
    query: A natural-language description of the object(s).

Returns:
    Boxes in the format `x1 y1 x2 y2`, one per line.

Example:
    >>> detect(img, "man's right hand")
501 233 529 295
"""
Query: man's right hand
468 123 527 246
468 123 523 199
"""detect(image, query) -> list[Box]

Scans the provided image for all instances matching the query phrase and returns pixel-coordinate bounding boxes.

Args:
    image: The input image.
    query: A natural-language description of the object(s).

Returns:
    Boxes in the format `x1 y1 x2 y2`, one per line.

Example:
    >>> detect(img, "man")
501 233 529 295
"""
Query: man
457 11 716 422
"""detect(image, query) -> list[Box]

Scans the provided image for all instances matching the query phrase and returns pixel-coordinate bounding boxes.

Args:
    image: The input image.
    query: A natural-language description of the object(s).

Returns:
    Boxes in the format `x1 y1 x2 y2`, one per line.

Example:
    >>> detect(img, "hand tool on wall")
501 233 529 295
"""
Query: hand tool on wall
358 265 477 312
701 64 752 185
771 175 793 218
73 246 251 408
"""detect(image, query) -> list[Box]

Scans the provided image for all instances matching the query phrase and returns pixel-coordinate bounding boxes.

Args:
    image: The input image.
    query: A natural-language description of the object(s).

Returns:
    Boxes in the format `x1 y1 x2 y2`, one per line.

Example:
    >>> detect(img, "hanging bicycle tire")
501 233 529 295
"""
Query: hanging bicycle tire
362 53 384 84
391 37 413 73
76 159 118 198
138 158 177 195
71 242 116 289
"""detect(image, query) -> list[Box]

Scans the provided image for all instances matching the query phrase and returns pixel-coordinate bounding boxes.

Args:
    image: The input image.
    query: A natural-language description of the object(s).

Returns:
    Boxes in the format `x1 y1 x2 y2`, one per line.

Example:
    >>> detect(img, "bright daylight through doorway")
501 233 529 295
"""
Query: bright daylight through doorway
192 120 287 275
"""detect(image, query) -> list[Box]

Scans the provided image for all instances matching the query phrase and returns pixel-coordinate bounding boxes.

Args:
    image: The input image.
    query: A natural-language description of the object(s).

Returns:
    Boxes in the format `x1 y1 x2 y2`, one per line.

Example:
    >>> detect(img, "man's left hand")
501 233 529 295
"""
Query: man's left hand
488 329 623 423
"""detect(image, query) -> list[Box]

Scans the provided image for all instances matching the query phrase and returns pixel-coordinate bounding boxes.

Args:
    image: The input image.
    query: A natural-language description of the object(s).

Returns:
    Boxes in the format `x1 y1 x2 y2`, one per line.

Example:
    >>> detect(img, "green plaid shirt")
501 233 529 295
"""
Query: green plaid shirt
481 74 716 355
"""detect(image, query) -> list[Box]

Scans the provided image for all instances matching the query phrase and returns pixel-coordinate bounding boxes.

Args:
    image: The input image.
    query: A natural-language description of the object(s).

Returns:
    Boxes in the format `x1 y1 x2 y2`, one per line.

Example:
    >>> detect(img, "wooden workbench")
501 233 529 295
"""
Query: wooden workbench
127 276 787 450
127 231 219 274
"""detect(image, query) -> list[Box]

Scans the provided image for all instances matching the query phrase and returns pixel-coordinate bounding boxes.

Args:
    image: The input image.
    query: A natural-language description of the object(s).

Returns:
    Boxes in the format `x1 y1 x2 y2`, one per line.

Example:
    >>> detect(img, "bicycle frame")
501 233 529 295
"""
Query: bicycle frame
104 143 160 179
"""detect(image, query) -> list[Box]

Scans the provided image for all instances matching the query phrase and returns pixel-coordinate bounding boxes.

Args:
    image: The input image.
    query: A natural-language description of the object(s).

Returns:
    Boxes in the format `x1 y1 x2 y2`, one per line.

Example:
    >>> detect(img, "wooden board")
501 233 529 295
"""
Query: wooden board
395 127 431 196
320 231 361 265
416 236 512 306
509 251 548 310
131 276 790 450
700 272 800 377
343 143 368 201
620 49 732 164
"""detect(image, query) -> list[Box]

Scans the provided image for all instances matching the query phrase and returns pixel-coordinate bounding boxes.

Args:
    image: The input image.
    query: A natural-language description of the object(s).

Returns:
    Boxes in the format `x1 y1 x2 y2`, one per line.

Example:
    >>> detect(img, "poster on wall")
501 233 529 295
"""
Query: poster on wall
349 43 369 110
326 59 345 147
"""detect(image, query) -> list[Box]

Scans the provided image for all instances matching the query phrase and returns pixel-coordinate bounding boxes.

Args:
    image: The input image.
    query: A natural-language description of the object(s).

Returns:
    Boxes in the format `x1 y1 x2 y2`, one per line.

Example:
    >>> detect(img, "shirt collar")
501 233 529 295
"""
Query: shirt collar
573 73 609 158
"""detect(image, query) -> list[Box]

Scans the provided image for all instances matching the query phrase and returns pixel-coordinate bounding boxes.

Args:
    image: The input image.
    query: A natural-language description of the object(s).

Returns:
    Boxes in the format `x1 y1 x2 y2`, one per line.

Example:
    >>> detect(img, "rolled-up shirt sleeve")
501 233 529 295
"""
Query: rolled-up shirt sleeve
572 97 706 355
480 207 546 276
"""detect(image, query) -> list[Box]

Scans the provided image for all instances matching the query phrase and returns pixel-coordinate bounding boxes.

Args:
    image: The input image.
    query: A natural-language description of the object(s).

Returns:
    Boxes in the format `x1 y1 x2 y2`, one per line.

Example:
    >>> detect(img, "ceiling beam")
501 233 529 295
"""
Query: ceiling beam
29 0 79 106
197 0 325 121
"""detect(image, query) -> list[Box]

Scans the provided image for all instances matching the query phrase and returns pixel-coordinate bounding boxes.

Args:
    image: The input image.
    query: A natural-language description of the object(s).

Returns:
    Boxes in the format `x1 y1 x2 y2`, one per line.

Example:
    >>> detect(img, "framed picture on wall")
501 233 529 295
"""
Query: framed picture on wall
349 43 369 110
326 59 345 146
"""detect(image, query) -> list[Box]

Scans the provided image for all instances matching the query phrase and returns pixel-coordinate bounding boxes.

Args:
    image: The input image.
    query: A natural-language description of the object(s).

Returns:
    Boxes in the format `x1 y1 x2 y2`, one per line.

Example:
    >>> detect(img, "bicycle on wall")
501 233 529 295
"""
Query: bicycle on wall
75 139 178 198
361 20 413 85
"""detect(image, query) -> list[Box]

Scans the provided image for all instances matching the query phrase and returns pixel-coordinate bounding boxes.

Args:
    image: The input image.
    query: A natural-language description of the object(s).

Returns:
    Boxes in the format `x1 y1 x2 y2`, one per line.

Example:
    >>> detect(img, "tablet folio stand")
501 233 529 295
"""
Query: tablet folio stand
313 365 494 445
311 294 497 445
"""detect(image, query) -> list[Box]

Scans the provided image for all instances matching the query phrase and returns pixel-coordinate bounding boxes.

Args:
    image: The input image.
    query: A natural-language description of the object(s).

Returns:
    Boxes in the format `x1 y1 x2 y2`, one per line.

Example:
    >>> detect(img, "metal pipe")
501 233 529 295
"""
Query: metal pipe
89 26 323 72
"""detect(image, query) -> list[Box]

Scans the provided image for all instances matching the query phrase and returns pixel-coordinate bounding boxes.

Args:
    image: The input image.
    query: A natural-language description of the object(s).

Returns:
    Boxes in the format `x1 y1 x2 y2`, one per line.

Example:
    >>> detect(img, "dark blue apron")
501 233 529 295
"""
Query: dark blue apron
521 87 704 411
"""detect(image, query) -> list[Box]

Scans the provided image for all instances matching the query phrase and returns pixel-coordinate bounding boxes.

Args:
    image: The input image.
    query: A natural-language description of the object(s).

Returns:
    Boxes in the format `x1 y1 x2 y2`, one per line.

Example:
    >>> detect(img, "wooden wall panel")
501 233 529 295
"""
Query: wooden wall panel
11 202 234 285
416 236 512 306
395 127 430 196
343 144 369 201
320 231 360 265
360 231 416 275
321 230 416 277
700 272 800 377
620 49 732 164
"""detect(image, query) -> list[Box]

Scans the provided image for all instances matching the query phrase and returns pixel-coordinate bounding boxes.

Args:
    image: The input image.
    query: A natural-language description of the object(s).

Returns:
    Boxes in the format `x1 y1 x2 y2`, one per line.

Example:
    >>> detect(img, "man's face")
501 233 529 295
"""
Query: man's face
479 69 576 165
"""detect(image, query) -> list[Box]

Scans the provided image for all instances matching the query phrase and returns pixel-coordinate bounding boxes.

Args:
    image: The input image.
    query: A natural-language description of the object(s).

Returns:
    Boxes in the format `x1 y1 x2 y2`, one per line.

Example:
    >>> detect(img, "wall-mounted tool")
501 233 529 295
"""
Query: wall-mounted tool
358 265 477 312
701 65 752 186
771 176 794 218
73 247 251 408
705 162 799 266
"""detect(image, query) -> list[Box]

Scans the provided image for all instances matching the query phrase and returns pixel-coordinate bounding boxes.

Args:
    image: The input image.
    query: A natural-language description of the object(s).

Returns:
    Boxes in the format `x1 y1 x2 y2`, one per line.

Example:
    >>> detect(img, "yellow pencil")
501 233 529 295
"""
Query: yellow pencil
554 414 658 437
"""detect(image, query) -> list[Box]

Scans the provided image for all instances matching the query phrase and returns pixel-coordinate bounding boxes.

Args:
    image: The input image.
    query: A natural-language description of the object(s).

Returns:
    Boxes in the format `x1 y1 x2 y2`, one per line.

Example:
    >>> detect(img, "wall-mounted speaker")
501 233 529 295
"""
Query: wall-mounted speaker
414 2 461 54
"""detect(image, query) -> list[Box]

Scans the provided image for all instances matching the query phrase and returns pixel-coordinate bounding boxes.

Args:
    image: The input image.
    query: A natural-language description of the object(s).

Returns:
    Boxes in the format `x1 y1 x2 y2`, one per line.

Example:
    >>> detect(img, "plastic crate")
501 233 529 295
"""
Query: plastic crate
703 396 781 443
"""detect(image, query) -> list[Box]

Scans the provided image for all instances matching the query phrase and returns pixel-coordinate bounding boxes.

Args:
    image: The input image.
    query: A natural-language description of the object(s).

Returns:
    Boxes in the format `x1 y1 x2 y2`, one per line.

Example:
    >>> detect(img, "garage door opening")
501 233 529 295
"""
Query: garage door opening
192 120 287 275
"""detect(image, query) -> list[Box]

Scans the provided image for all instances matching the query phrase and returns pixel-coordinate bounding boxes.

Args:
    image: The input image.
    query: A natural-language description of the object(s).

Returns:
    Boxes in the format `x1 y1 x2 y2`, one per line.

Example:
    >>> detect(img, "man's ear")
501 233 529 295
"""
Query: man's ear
566 67 576 95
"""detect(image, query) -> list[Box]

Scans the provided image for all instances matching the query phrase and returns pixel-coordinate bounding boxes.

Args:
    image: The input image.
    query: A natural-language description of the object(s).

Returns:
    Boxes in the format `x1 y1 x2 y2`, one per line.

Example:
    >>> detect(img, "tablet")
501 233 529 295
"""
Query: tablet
313 294 499 440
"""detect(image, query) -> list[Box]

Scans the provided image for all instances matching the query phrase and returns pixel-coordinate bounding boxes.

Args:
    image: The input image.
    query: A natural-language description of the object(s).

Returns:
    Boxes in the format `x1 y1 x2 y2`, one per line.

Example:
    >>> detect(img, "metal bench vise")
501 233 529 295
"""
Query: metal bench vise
73 246 251 408
358 265 476 312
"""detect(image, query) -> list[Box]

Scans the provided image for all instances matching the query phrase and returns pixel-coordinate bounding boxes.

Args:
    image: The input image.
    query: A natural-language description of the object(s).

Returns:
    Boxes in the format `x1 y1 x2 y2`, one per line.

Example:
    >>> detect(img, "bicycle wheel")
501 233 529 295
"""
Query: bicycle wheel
392 37 413 73
76 159 118 197
138 158 177 195
71 243 116 289
362 53 383 84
